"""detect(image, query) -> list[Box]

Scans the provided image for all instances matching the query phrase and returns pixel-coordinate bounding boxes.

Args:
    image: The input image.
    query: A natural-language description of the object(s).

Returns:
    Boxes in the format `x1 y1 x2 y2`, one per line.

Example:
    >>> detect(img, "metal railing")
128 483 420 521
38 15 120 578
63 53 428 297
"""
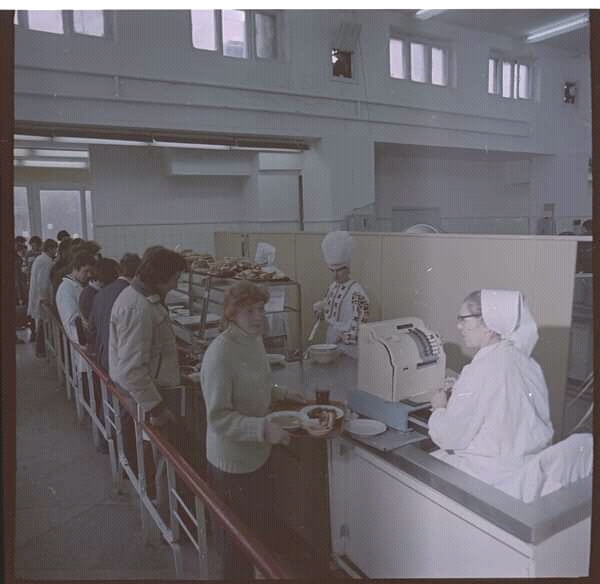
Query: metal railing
39 300 291 579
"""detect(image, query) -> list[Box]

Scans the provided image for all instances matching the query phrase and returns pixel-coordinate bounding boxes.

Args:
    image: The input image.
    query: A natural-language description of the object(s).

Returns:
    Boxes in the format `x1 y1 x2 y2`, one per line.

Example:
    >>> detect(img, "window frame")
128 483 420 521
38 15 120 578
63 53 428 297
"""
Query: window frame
15 9 112 40
388 31 450 87
488 52 534 100
190 9 281 61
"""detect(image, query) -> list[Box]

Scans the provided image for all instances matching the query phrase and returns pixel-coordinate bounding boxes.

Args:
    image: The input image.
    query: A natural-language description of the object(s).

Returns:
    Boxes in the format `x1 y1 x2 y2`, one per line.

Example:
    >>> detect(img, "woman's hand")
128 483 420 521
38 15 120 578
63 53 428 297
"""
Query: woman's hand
430 387 448 410
263 419 291 445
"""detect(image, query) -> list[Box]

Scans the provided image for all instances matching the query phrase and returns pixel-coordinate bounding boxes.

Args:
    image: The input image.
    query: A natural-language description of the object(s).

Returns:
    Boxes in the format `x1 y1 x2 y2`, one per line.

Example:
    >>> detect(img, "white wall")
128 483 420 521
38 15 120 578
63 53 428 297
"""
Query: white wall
14 9 592 246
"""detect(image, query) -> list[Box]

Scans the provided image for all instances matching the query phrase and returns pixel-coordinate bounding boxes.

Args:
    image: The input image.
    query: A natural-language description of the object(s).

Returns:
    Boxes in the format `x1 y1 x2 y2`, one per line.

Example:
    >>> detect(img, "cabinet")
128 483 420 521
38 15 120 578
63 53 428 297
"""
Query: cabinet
328 437 590 578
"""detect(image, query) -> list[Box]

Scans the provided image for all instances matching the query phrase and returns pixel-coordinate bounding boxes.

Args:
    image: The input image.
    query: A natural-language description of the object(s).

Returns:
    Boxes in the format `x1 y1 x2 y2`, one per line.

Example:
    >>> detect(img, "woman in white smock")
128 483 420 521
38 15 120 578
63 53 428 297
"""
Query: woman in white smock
312 231 369 357
428 289 554 488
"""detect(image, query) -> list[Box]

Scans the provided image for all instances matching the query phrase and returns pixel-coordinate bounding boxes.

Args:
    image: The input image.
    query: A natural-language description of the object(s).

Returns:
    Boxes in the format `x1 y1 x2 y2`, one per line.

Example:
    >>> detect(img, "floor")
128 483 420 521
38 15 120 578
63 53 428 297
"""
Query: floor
14 336 216 580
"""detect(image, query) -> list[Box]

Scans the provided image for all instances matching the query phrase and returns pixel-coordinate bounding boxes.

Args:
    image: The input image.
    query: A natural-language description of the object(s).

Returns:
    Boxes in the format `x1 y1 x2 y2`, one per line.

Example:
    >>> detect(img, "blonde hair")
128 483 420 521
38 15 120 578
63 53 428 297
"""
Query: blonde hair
223 281 269 323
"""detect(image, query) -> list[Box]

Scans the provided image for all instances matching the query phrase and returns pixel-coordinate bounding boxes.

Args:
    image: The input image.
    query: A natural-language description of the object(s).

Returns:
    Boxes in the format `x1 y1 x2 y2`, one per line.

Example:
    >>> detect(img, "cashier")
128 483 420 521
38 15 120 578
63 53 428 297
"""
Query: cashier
428 289 553 487
313 231 369 355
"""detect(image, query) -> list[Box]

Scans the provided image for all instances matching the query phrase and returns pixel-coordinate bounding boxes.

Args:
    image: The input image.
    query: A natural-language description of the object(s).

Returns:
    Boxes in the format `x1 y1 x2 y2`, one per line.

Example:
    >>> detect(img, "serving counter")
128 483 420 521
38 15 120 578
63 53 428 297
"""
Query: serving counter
271 355 592 578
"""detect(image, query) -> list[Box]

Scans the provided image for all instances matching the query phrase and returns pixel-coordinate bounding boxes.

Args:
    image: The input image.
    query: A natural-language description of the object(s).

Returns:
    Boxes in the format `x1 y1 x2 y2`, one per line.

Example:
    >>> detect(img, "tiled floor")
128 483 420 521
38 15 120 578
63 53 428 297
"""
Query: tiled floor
14 340 214 580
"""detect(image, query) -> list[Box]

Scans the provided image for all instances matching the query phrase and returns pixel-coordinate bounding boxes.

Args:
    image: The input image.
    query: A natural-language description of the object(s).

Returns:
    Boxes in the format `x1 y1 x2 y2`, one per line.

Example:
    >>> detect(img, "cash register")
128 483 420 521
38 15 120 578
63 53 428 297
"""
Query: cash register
348 317 445 432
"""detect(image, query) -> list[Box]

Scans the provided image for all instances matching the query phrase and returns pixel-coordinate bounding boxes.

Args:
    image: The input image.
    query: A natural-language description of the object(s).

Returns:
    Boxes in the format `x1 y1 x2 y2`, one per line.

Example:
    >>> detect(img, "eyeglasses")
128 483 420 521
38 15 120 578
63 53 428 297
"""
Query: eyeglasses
456 313 482 322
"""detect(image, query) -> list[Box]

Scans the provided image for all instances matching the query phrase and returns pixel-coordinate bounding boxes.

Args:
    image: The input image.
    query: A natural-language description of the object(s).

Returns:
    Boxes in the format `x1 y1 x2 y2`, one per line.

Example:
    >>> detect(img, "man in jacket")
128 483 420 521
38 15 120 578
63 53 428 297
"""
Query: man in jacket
27 238 58 357
108 247 186 481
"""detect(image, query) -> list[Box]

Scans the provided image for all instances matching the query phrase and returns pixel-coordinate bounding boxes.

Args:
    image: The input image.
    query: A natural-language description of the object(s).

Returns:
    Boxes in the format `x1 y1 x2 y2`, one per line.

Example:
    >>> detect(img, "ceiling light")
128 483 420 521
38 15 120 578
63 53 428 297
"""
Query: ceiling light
53 136 149 146
526 12 589 43
152 140 230 150
18 159 89 169
13 147 30 157
33 148 89 158
415 9 446 20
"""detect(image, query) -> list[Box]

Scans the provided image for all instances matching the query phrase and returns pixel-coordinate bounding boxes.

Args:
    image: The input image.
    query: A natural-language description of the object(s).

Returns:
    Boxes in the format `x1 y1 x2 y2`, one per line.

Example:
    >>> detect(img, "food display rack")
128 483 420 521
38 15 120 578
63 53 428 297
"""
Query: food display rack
174 265 303 353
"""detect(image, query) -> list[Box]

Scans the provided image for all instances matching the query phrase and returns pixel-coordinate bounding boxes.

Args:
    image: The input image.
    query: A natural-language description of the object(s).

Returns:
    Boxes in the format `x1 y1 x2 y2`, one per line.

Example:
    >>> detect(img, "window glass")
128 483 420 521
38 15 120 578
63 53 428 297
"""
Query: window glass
488 58 496 94
73 10 104 37
191 10 217 50
85 190 94 240
14 11 18 25
222 9 247 58
255 12 276 59
518 63 529 99
40 190 82 241
27 10 64 34
14 186 31 238
389 38 405 79
502 61 512 98
410 42 426 82
431 46 446 86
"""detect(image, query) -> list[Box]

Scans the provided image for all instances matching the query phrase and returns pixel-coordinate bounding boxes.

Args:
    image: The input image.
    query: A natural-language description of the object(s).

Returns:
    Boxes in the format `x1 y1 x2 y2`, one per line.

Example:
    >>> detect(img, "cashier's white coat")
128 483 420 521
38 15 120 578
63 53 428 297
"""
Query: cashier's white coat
428 339 553 486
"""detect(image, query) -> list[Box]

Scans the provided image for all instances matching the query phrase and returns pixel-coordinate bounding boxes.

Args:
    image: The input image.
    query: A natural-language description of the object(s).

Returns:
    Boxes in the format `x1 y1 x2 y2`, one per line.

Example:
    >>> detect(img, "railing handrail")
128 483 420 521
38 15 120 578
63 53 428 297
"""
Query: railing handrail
39 299 292 579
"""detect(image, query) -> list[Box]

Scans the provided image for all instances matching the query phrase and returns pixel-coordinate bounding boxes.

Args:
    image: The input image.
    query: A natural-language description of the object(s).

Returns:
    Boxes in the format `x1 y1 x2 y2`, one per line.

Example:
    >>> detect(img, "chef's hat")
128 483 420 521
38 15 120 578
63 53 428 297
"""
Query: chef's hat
321 230 355 269
254 242 276 266
481 289 539 356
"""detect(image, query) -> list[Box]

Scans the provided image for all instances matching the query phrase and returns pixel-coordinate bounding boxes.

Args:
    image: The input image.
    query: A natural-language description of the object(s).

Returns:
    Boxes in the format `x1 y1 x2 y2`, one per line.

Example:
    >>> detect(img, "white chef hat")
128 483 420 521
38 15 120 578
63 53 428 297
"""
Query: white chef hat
254 242 276 267
321 230 355 270
481 289 539 356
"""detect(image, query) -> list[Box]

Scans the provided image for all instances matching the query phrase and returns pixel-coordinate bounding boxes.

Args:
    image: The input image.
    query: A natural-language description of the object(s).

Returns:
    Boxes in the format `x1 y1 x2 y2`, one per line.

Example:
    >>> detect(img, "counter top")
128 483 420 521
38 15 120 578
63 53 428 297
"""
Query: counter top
272 356 592 546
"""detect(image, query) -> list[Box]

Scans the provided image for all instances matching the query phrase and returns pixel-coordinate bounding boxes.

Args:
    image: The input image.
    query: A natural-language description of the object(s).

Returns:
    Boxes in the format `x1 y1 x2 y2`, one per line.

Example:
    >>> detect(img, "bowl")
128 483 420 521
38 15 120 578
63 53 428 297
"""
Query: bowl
308 344 339 364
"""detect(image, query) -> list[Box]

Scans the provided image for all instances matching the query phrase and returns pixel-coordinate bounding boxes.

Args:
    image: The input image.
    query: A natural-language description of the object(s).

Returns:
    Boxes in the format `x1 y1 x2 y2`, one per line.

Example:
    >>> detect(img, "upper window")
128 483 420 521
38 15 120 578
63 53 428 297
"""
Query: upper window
15 10 109 38
190 10 278 60
488 55 531 100
389 36 448 86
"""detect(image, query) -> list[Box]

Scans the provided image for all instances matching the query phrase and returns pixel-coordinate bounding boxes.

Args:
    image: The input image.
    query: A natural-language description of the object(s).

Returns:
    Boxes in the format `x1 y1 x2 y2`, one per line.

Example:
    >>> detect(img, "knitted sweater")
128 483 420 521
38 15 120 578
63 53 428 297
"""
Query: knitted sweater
200 323 286 474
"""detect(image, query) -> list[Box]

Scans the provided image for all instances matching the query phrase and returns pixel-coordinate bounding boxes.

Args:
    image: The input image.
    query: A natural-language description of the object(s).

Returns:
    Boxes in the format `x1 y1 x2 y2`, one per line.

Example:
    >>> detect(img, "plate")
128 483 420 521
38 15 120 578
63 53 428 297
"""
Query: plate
300 404 344 421
266 353 286 366
345 418 387 437
266 410 303 430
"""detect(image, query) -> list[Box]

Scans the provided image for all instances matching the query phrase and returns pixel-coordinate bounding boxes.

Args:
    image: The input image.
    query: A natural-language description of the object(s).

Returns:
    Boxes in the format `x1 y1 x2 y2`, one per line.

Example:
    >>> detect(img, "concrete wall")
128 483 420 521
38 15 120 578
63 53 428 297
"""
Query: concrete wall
14 9 592 250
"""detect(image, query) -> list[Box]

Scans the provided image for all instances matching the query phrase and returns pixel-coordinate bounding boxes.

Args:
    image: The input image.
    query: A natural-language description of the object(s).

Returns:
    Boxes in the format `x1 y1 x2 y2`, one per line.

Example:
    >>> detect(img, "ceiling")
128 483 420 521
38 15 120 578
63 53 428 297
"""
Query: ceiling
427 9 590 56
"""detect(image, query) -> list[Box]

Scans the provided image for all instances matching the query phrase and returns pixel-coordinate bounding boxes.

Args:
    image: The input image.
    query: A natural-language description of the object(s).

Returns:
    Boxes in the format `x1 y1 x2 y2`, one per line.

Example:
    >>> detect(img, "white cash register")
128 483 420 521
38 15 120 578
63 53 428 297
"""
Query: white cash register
349 318 446 431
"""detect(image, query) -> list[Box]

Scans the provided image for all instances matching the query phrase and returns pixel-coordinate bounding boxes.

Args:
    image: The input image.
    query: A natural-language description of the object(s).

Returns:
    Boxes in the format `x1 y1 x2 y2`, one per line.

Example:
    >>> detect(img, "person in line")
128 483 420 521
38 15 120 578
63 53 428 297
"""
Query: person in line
56 229 71 243
55 252 97 345
50 237 74 298
108 247 186 480
87 253 141 372
200 280 305 579
79 257 121 338
428 289 554 488
27 238 58 357
312 230 370 357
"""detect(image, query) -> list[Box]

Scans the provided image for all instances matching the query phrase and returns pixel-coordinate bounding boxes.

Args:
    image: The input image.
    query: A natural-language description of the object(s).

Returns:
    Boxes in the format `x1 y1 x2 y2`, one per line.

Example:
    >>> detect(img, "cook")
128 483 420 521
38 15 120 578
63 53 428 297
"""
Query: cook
312 230 370 358
428 289 554 487
199 280 304 579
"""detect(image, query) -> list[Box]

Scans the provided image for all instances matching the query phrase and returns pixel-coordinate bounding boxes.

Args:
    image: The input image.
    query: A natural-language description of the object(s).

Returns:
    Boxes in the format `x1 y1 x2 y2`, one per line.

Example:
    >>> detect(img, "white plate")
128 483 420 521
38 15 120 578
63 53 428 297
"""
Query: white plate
266 410 303 430
345 418 387 437
266 353 286 365
300 404 344 421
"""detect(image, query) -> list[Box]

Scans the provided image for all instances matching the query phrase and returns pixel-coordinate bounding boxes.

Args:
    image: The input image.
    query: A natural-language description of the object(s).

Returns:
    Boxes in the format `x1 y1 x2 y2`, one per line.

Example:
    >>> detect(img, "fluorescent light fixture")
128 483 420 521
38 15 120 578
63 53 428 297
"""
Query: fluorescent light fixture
18 159 89 169
14 134 49 141
526 12 589 43
415 9 446 20
152 140 230 150
32 148 89 158
53 136 149 146
13 148 30 157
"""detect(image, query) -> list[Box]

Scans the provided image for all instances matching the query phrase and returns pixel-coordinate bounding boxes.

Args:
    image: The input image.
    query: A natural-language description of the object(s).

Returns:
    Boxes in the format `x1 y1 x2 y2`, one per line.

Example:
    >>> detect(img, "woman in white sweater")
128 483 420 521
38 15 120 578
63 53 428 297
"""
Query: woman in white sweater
200 280 304 579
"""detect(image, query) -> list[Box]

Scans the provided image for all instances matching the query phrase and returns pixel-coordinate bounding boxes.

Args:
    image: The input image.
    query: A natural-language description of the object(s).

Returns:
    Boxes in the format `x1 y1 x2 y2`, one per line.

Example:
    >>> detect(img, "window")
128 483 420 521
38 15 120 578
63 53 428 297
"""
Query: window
15 10 109 38
389 35 448 87
40 190 84 240
488 56 531 99
14 187 31 238
332 49 352 78
190 10 278 60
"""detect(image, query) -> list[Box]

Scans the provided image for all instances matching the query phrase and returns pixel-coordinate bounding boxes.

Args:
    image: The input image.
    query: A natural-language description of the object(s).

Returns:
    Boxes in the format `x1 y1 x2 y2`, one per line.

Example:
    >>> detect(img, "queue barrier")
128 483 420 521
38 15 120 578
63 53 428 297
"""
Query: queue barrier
39 300 291 579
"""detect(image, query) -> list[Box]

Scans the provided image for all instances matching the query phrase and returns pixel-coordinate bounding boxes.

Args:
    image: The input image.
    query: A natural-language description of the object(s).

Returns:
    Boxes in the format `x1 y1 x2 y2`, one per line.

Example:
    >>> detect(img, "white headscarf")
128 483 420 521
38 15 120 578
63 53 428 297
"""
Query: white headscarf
481 289 539 356
321 231 354 270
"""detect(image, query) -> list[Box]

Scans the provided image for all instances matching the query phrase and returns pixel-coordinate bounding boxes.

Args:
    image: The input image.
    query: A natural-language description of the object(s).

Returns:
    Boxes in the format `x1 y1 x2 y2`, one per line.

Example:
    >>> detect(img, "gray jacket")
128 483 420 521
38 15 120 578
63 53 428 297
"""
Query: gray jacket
108 282 180 417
